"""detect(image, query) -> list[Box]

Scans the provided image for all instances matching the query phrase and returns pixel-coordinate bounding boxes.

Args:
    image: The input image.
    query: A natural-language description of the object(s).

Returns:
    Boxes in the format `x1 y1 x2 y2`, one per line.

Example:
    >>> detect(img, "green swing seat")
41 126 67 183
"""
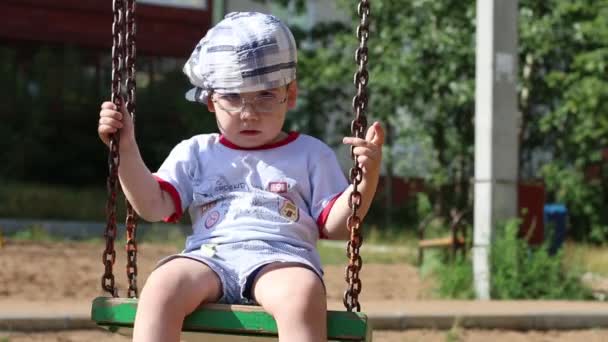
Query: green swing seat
91 297 373 341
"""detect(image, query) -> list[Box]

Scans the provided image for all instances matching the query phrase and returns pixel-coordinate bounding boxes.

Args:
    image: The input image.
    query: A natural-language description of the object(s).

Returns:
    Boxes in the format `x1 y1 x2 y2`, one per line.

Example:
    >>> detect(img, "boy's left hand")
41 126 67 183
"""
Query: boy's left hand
342 122 385 175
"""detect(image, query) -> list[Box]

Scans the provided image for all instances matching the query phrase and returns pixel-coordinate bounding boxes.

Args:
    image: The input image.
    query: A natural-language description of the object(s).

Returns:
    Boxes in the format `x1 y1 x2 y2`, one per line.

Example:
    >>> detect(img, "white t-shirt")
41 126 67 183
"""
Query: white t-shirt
154 132 348 252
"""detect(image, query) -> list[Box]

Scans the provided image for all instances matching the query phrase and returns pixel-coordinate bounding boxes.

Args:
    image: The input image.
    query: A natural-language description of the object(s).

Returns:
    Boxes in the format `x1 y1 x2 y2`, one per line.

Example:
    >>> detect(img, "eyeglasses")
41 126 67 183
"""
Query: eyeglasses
212 92 287 114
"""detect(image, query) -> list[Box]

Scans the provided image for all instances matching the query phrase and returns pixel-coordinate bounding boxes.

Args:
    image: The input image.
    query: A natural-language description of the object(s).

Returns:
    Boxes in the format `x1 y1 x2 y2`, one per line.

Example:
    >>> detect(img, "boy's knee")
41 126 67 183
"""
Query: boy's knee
254 264 326 316
140 258 221 310
140 265 185 304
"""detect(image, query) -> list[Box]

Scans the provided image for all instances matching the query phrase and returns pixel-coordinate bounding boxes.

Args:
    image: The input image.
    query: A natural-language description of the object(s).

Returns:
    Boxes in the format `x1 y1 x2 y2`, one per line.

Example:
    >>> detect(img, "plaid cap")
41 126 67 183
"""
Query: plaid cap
183 12 297 103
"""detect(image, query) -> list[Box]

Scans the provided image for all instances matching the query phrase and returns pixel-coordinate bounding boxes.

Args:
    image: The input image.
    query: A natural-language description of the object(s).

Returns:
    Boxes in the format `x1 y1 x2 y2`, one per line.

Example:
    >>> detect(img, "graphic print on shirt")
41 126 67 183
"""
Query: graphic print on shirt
192 155 305 231
235 155 301 223
193 175 246 231
268 181 288 194
204 210 221 229
280 199 299 222
268 180 300 222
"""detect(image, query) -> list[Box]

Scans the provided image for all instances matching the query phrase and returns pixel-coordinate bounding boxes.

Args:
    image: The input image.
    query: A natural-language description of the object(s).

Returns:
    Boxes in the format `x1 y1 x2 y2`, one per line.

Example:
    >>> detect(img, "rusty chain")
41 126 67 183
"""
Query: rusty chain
124 0 139 299
102 0 124 297
344 0 370 313
102 0 138 298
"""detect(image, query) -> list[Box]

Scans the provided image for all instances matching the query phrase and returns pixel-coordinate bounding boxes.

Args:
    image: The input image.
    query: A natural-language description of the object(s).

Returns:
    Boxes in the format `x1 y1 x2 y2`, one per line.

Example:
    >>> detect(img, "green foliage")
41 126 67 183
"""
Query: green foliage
318 240 413 265
416 193 433 219
0 182 108 220
269 0 478 225
434 254 475 299
491 219 593 299
432 219 593 300
445 320 464 342
3 0 608 243
10 225 57 242
0 45 217 187
541 164 608 242
281 0 608 241
519 0 608 243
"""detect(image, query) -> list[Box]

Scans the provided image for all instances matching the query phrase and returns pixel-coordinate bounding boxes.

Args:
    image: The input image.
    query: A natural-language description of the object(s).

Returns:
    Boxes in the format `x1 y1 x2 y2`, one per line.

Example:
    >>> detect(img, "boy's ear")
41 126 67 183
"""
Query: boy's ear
287 80 297 109
207 96 216 112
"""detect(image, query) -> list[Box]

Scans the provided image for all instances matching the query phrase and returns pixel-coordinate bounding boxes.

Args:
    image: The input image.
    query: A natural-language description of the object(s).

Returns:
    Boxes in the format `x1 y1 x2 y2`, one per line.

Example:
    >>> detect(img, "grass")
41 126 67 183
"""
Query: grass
8 224 63 242
317 224 418 265
6 182 605 277
8 223 607 273
2 181 419 265
0 182 109 220
564 241 608 276
5 224 415 265
318 240 414 265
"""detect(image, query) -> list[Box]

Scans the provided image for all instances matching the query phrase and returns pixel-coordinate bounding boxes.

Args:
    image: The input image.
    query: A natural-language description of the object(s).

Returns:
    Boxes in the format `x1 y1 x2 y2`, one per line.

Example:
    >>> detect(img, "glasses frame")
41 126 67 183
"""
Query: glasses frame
211 87 289 114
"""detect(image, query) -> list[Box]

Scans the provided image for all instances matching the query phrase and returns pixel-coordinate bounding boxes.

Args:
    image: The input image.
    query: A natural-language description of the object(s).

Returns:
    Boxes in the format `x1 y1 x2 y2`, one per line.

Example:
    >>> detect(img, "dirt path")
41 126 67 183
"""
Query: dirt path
0 240 427 302
3 329 608 342
1 240 607 341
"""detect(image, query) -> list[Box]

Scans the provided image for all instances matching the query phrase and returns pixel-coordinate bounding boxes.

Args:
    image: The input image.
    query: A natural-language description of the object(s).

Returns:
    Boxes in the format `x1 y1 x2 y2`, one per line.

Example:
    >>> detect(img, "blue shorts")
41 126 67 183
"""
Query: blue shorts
156 240 324 304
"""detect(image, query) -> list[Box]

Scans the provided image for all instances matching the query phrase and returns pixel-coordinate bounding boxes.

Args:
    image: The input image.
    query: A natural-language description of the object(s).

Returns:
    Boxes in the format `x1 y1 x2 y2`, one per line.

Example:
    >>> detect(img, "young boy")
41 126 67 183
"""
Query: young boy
97 12 384 342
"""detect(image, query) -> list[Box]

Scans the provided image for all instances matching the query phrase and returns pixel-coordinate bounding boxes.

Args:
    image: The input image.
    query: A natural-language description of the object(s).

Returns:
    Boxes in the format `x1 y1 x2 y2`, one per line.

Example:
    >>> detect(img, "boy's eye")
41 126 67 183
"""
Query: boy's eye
256 94 277 101
260 88 283 96
221 94 241 102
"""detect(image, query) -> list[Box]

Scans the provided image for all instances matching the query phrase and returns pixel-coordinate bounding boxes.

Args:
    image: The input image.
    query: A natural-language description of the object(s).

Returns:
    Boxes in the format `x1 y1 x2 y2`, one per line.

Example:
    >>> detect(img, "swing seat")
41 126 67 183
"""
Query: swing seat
91 297 373 341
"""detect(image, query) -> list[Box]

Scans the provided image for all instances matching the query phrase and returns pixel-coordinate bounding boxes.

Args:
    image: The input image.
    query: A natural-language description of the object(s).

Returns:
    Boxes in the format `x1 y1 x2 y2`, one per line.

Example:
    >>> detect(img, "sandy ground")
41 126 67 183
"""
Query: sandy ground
3 329 608 342
1 240 607 341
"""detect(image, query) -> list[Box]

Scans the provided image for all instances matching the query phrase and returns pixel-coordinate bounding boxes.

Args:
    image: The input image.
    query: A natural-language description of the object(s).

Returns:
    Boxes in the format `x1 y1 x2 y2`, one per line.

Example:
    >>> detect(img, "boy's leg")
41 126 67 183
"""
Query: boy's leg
252 262 327 342
133 257 222 342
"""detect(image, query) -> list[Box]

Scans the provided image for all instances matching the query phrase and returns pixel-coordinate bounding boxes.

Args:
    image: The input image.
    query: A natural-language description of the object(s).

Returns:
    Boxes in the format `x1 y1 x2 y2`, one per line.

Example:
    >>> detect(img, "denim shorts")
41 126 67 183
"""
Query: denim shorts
156 240 324 304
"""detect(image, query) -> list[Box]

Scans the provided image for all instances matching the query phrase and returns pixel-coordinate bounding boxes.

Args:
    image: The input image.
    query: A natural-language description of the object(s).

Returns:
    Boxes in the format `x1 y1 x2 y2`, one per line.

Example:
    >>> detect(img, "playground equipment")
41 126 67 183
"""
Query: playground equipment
90 0 373 340
417 209 469 266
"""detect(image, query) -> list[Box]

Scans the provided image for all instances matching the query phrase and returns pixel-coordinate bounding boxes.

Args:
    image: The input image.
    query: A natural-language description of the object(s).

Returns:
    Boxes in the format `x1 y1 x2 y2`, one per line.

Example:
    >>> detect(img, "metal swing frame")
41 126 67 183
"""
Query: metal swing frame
91 0 373 340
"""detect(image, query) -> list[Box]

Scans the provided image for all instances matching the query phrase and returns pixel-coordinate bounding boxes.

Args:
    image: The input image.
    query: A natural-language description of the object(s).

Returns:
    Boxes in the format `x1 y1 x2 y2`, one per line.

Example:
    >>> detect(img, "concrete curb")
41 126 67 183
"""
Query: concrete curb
2 311 608 332
0 315 98 332
370 312 608 330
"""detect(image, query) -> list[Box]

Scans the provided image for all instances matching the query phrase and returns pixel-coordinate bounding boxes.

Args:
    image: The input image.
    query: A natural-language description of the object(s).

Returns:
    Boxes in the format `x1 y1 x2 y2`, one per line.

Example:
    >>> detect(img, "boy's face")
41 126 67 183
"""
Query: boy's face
208 81 297 148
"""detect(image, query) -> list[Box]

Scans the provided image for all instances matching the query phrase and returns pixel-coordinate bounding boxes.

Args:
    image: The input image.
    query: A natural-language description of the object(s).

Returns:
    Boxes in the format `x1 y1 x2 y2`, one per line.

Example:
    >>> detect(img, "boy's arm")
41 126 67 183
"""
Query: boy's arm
117 142 175 222
98 101 175 222
323 122 385 240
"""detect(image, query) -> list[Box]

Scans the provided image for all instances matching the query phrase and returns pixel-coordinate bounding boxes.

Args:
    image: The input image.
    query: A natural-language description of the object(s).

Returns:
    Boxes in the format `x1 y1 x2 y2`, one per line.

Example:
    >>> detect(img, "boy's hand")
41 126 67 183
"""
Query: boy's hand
342 122 385 175
98 100 135 148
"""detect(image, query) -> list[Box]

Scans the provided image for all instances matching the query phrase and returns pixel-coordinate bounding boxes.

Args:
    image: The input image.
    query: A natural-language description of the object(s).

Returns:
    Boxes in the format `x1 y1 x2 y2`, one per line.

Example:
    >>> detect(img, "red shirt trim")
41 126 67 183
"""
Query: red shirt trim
219 132 299 150
153 175 183 223
316 193 342 239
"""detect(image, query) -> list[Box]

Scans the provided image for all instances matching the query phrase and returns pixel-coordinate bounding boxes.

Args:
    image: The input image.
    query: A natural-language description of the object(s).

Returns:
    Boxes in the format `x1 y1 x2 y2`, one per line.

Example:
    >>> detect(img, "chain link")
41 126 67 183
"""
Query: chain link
103 0 138 298
124 0 139 299
125 202 139 298
344 0 371 313
125 0 137 119
102 0 125 297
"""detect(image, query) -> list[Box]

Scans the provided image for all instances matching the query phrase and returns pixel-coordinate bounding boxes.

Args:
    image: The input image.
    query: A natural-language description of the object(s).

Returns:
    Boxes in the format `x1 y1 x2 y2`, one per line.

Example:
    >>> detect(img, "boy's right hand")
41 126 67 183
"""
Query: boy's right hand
98 100 135 148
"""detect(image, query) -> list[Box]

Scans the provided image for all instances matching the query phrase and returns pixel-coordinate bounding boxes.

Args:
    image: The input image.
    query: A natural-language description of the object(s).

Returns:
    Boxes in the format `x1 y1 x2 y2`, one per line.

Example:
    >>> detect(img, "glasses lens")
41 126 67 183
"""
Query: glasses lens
254 95 279 113
217 94 242 112
215 92 285 113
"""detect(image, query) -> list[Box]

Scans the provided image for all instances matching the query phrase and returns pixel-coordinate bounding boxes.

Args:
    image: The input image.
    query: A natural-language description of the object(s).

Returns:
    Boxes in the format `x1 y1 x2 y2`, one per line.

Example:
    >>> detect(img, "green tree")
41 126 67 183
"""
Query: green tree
519 0 608 242
272 0 608 241
272 0 478 220
0 44 217 187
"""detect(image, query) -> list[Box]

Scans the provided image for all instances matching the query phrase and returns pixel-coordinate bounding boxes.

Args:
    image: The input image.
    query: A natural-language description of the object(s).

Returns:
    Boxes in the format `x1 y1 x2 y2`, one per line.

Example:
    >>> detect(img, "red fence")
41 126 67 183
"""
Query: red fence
377 176 547 245
518 182 545 245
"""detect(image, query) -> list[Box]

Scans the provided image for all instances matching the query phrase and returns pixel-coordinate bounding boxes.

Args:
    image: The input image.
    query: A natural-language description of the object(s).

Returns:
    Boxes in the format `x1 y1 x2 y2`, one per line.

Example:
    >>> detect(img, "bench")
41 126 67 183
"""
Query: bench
417 209 469 265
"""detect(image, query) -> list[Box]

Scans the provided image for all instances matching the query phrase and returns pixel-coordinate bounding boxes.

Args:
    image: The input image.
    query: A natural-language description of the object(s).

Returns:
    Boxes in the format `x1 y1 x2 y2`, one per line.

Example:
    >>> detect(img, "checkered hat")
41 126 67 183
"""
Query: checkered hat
184 12 297 103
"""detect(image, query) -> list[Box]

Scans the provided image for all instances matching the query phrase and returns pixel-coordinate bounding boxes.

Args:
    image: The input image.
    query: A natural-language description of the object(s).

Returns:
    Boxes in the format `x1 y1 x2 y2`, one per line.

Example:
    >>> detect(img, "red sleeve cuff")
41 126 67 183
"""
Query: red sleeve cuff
316 193 342 239
153 175 183 223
